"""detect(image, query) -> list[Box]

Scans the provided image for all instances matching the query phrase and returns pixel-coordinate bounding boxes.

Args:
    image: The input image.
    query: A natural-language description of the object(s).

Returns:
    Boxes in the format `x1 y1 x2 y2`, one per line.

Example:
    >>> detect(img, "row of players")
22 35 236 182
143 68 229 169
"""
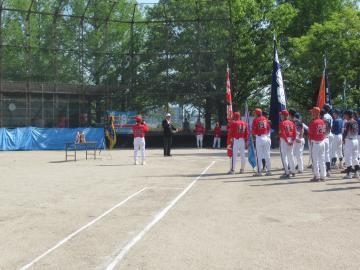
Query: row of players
131 107 360 181
227 106 359 181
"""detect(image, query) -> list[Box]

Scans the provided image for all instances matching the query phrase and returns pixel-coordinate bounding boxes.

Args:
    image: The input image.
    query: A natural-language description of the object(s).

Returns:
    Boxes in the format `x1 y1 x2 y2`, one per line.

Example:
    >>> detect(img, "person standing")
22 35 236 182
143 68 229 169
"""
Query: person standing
132 116 149 165
194 120 205 148
213 122 222 149
356 108 360 160
322 104 333 176
331 109 344 169
342 110 359 179
308 107 327 182
279 110 297 178
162 113 177 156
229 112 248 174
292 112 305 173
252 108 271 176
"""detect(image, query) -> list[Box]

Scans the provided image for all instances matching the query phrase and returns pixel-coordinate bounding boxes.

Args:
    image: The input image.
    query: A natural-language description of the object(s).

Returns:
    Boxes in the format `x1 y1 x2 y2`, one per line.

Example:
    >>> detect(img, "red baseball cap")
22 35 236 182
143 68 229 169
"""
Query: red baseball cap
135 116 142 123
309 107 320 114
233 112 241 120
255 108 262 116
280 110 289 116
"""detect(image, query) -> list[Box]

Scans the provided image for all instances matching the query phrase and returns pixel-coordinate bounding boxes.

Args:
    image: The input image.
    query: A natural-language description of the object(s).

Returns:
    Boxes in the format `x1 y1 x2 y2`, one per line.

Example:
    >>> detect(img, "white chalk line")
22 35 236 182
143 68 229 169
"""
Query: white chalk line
105 160 216 270
19 187 148 270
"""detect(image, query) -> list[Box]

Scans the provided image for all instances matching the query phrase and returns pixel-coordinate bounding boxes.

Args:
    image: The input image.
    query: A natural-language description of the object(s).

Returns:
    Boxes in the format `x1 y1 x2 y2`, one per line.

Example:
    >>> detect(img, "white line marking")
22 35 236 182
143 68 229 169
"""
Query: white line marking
105 161 216 270
19 187 147 270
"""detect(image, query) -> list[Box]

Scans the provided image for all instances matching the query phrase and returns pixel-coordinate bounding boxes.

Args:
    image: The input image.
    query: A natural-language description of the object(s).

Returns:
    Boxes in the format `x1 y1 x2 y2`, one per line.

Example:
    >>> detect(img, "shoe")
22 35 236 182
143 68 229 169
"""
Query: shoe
280 174 290 179
326 171 331 177
320 177 326 182
253 172 262 177
141 161 146 165
343 174 353 179
307 164 313 169
265 172 272 176
228 170 235 175
291 173 296 177
298 170 303 174
310 177 319 182
134 161 138 165
239 169 244 174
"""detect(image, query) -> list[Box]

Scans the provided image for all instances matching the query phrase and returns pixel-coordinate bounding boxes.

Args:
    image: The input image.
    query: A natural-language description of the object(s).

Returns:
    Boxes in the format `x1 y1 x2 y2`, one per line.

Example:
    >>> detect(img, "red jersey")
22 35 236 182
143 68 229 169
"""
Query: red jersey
252 116 270 136
308 118 326 141
132 123 149 138
194 124 205 135
279 120 296 143
230 120 249 141
214 126 222 138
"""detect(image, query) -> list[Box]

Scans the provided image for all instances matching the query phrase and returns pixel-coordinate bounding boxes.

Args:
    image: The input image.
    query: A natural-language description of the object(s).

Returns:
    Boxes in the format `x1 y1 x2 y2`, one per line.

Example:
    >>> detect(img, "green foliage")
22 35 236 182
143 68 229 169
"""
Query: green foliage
0 0 359 120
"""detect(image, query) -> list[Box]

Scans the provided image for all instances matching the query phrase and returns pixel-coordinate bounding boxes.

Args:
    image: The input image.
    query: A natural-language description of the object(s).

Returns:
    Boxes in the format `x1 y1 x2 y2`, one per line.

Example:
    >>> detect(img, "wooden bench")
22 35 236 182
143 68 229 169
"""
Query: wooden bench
65 141 97 161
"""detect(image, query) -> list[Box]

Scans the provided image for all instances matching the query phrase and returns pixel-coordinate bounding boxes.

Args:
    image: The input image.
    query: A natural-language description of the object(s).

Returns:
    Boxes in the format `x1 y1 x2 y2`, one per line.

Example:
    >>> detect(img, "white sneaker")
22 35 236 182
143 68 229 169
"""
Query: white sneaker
343 174 353 179
355 171 360 179
134 161 138 165
141 161 146 165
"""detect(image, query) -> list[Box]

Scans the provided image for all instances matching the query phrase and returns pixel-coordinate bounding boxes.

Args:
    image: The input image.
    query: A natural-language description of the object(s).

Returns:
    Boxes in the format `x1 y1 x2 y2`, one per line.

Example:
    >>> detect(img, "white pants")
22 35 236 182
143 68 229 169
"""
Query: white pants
232 138 246 171
331 134 343 160
311 141 326 179
328 133 334 161
294 138 305 172
280 139 295 174
344 138 359 167
134 137 145 163
324 137 330 163
196 135 203 148
358 136 360 159
213 137 221 148
255 135 271 172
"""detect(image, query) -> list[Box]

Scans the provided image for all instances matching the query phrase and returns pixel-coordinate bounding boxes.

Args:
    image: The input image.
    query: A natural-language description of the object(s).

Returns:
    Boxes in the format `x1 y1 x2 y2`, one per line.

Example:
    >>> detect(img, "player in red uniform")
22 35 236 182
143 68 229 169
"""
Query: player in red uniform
279 110 297 178
132 116 149 165
213 122 222 148
308 107 326 181
252 108 271 176
193 120 205 148
229 112 249 174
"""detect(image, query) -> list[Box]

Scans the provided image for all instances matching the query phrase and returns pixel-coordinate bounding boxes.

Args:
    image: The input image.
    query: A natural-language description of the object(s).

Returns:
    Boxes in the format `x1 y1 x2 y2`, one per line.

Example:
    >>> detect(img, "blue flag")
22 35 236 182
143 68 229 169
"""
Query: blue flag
324 59 331 105
245 103 257 169
269 36 286 132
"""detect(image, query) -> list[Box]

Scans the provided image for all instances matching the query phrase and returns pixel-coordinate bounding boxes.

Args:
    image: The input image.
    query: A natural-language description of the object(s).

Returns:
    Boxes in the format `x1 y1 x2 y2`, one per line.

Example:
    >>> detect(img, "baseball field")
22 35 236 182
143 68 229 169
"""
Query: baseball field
1 149 359 270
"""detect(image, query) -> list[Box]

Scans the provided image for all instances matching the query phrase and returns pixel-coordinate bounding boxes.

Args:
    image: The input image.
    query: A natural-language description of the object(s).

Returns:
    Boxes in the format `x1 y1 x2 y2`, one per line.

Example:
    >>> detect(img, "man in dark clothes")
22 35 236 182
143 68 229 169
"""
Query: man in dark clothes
162 113 178 156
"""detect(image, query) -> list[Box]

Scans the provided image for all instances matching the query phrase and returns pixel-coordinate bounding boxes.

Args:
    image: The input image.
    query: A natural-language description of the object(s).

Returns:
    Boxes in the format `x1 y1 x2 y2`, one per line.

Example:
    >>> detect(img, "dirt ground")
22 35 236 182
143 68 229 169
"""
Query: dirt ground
0 148 359 270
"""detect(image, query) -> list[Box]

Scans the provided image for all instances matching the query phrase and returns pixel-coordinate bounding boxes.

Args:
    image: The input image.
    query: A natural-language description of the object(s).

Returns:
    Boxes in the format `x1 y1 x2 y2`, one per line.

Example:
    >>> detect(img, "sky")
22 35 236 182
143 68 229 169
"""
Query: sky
137 0 159 3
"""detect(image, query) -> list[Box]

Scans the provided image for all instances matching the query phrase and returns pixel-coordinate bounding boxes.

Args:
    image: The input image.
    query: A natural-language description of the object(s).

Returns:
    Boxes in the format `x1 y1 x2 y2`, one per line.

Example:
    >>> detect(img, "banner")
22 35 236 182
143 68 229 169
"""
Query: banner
269 35 286 132
107 111 137 134
245 103 257 169
0 127 105 151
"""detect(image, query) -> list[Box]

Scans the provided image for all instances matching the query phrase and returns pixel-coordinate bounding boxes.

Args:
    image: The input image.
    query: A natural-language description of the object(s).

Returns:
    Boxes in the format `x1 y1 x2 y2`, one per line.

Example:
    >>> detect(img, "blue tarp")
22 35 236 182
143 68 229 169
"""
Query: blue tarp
0 127 105 151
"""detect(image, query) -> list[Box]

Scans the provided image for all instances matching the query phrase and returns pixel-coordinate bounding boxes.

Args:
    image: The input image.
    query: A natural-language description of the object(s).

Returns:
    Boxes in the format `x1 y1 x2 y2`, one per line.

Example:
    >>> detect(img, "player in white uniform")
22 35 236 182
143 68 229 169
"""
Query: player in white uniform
342 110 359 179
320 107 333 177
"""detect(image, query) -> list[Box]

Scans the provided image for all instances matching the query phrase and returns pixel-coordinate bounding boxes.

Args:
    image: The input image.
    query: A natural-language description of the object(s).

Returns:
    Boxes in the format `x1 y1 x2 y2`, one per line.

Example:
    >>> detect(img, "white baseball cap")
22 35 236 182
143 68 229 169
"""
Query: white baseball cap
166 113 171 117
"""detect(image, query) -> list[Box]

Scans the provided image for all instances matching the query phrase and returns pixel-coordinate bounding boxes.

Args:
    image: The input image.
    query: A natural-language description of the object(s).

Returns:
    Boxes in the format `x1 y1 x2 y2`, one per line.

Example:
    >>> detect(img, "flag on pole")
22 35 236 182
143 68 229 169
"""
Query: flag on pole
269 35 286 132
225 65 233 158
226 65 233 120
245 103 256 169
316 58 331 109
105 115 117 149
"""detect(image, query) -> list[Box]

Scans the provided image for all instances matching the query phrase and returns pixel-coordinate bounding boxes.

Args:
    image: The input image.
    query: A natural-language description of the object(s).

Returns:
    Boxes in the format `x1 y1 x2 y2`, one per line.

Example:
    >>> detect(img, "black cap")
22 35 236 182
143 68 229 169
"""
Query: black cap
323 103 331 112
294 112 300 119
289 109 296 117
343 110 353 116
